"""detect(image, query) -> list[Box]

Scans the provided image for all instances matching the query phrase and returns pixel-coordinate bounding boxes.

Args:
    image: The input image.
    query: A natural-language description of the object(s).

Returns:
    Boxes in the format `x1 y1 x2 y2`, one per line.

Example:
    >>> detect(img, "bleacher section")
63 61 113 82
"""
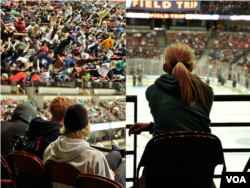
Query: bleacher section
127 30 160 58
166 31 209 60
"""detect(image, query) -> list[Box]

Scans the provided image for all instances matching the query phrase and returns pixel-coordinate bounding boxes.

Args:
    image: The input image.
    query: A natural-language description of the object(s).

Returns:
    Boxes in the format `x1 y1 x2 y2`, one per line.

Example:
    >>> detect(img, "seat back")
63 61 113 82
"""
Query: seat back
137 131 226 187
45 160 81 187
1 154 16 188
243 157 250 172
7 151 51 188
75 174 123 188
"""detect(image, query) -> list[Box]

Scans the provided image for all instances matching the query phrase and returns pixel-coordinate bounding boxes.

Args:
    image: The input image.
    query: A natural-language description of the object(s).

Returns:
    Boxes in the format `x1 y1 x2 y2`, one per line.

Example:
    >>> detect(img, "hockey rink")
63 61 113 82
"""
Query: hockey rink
126 83 250 188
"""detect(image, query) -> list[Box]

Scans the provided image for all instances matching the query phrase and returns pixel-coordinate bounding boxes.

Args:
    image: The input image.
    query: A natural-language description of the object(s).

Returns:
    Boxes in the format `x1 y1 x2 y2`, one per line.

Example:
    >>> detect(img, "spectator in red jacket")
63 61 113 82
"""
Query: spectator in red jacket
15 18 26 33
8 72 26 82
30 73 43 82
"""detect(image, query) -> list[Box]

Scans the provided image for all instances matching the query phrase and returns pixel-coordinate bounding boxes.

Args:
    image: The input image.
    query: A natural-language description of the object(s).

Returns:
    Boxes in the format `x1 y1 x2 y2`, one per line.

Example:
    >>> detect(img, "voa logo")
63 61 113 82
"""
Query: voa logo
226 176 246 183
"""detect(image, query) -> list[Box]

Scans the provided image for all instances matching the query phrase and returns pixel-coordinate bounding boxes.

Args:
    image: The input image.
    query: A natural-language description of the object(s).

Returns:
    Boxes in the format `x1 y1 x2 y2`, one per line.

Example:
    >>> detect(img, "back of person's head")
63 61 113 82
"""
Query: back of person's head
163 43 213 111
29 55 35 62
51 27 58 40
47 49 54 55
28 66 34 72
75 72 80 78
49 97 75 122
17 46 24 56
43 65 49 72
12 102 37 124
60 103 92 139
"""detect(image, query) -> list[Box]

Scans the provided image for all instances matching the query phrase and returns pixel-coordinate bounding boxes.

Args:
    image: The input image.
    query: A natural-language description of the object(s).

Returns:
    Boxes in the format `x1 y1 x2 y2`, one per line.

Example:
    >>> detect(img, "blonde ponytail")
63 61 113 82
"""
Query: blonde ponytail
164 43 213 111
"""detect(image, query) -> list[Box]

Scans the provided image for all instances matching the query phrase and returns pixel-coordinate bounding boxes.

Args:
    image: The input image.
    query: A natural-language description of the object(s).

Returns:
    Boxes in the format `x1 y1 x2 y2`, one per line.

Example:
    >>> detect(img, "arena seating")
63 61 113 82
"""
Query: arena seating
1 0 126 83
166 31 208 60
127 31 160 58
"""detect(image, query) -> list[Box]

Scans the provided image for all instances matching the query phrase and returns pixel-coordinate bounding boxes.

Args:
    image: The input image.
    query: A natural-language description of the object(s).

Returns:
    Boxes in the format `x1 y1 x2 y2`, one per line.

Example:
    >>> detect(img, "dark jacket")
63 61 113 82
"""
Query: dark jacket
22 117 63 160
1 103 37 178
62 20 72 33
146 74 213 137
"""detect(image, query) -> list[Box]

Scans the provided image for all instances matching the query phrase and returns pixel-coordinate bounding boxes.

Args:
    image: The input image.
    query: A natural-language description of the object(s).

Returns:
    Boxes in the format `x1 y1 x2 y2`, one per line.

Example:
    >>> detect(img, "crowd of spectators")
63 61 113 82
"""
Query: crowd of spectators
166 32 208 60
1 98 50 121
200 1 249 15
127 31 160 58
1 0 126 83
213 33 250 48
208 49 247 65
44 97 126 123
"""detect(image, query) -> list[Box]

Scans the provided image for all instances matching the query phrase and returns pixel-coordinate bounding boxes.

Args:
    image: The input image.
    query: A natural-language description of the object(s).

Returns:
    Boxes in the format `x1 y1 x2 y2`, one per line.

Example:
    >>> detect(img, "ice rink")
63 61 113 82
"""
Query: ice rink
126 83 250 188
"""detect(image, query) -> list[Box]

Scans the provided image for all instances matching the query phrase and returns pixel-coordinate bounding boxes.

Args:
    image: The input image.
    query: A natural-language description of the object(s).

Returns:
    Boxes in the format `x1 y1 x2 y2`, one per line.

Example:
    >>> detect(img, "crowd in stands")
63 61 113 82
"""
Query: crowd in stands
166 32 208 60
213 33 250 48
200 1 249 15
1 98 50 121
44 97 126 123
1 0 126 83
1 97 126 123
1 96 125 187
127 31 160 58
208 49 247 65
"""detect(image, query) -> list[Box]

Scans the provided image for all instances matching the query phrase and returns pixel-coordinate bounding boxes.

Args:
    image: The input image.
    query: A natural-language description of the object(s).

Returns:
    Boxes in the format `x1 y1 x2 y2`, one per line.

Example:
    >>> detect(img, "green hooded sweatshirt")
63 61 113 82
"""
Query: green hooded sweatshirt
144 74 215 188
146 74 213 137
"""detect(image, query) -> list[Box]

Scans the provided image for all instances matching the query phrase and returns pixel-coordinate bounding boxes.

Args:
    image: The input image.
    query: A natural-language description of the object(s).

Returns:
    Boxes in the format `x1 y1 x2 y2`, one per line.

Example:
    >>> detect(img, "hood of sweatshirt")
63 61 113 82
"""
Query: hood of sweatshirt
48 136 89 163
154 74 180 94
27 117 63 135
12 102 37 124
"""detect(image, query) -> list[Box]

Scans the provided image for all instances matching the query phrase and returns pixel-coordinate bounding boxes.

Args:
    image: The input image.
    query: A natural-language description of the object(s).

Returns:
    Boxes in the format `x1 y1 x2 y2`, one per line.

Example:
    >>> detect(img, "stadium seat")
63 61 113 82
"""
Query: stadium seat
75 173 123 188
45 160 81 187
136 131 226 188
7 151 52 188
1 154 16 188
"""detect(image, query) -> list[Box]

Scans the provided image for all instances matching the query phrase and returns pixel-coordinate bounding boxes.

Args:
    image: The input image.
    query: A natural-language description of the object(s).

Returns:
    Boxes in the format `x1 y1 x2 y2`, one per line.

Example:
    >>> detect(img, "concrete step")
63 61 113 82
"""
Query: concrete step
158 37 166 47
207 37 217 48
197 55 208 68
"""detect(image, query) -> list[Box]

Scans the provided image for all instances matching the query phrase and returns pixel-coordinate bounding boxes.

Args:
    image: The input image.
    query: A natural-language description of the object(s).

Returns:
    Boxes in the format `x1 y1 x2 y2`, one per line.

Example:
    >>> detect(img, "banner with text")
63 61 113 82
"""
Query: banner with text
126 0 201 11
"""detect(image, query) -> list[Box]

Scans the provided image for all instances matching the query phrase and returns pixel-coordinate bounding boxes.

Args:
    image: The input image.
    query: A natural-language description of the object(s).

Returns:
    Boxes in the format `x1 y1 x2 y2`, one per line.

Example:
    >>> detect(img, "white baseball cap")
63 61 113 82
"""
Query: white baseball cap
10 26 15 30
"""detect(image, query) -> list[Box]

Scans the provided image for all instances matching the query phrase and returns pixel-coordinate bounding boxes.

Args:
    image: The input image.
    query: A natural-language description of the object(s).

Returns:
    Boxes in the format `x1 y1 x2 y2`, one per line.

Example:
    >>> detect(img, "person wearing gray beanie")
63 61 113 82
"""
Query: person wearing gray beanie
43 103 126 188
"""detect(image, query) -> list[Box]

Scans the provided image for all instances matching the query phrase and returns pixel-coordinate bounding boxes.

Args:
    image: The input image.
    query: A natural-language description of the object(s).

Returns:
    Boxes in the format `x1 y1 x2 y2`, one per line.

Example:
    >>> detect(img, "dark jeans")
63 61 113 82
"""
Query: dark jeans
105 151 125 188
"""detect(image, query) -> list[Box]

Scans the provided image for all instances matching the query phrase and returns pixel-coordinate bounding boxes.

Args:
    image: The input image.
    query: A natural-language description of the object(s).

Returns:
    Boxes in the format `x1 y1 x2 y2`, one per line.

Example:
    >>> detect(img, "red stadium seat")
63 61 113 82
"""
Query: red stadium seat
75 173 123 188
7 151 52 188
45 160 81 187
1 154 17 188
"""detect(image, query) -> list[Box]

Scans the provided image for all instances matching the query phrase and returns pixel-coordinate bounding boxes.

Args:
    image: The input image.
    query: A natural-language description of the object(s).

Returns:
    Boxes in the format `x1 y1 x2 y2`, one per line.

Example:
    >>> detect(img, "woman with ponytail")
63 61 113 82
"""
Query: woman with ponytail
129 43 215 188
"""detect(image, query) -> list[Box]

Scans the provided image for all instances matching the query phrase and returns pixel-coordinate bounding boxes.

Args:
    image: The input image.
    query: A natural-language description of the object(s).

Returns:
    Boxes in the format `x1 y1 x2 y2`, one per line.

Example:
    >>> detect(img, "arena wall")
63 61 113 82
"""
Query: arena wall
1 85 11 93
0 95 28 101
38 87 81 95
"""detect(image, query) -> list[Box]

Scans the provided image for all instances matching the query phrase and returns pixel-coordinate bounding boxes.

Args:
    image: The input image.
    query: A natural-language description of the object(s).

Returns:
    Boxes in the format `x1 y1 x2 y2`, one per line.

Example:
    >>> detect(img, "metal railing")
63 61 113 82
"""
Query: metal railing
126 95 250 186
